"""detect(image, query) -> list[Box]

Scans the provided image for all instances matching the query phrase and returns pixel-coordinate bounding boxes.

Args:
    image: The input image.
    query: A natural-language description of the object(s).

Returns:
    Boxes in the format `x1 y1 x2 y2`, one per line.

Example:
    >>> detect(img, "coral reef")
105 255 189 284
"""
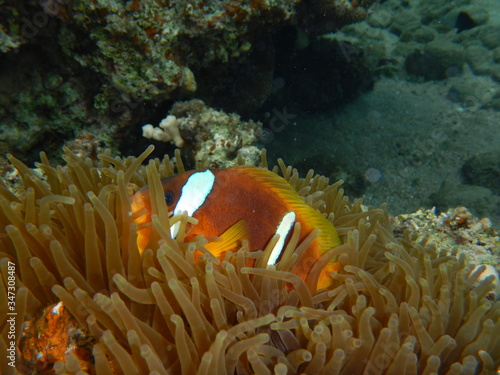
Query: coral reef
0 0 40 53
167 99 263 168
58 0 295 104
0 43 94 161
0 147 499 374
0 0 376 163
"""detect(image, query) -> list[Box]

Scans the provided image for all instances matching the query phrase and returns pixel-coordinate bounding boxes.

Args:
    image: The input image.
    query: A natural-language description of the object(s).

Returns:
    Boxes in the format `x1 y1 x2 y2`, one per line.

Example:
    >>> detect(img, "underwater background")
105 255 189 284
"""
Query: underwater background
1 1 500 374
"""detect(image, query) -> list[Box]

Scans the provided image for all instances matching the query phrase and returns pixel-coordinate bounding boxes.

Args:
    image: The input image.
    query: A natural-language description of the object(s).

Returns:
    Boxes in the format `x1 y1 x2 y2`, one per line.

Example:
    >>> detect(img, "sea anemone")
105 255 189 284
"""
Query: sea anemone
0 146 498 374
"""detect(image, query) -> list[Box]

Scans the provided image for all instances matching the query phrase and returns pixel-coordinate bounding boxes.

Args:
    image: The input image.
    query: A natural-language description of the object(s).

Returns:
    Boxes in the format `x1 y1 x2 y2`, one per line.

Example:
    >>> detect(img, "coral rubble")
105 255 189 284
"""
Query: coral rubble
392 206 499 276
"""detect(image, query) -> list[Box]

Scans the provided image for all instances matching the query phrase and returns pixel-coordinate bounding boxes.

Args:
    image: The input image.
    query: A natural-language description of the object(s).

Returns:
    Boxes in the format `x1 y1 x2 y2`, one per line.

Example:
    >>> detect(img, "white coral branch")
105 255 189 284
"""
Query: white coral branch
142 115 184 147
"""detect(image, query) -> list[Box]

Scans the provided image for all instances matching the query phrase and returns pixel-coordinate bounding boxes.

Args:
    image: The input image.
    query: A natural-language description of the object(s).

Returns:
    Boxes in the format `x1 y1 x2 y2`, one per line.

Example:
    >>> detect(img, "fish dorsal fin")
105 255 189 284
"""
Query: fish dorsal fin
234 166 340 251
204 219 250 259
234 166 300 201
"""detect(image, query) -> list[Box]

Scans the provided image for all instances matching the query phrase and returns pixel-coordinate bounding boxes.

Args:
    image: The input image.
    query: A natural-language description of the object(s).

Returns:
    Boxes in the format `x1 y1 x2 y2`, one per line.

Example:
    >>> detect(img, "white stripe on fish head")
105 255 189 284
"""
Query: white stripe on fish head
170 170 215 238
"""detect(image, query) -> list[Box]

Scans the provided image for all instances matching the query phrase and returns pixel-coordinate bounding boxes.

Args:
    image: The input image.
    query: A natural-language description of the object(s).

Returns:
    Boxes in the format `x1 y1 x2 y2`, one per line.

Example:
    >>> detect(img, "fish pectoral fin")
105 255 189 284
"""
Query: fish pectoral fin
316 261 340 290
204 220 250 259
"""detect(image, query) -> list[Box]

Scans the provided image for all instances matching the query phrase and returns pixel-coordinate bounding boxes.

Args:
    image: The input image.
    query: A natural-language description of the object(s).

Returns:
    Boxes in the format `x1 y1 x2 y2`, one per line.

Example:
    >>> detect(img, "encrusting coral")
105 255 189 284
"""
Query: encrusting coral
0 146 499 374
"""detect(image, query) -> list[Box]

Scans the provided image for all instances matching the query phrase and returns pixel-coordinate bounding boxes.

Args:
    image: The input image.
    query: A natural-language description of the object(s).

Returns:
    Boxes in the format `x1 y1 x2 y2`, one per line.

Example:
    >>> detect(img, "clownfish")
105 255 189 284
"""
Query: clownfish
131 166 341 289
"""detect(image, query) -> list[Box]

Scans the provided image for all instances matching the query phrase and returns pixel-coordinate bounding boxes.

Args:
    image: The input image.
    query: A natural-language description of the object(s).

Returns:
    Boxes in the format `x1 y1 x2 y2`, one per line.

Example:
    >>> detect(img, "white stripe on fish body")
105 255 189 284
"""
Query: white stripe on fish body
170 170 215 238
267 211 296 266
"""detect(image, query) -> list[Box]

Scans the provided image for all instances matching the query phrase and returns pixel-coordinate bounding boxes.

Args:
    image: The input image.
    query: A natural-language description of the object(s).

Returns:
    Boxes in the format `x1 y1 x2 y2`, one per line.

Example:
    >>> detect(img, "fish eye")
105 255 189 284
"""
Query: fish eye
164 191 175 206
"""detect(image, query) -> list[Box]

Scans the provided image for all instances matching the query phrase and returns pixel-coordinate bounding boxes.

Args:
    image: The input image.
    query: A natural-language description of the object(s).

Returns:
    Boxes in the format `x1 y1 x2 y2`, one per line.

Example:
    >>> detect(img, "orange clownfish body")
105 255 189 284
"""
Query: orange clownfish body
131 166 341 290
